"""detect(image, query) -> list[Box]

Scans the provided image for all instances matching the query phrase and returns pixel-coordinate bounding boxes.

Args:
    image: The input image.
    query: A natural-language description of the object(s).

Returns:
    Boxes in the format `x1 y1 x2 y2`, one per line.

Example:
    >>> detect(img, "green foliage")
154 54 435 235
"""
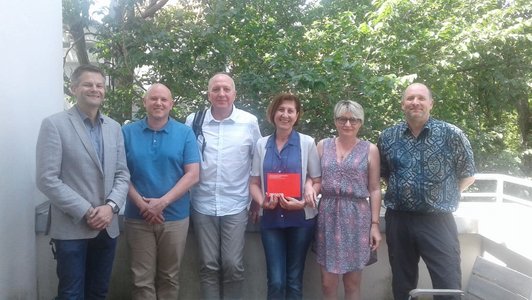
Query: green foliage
63 0 531 175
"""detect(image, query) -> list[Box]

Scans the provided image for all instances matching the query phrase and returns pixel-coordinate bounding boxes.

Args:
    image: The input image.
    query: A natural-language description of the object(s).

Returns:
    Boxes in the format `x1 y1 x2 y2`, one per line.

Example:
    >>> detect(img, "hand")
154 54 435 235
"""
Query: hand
140 197 165 225
85 206 95 220
86 205 113 230
262 193 279 210
249 201 261 224
370 225 382 251
303 188 317 208
278 195 305 211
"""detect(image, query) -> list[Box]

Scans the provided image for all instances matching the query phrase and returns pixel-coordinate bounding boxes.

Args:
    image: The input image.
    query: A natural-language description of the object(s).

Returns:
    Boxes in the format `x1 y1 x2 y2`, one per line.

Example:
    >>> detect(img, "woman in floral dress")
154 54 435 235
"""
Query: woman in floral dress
315 100 382 300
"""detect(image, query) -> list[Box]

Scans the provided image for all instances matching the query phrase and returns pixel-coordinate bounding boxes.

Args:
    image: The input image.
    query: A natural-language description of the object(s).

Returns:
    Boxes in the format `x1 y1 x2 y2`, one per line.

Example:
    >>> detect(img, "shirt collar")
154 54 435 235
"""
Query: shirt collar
75 104 103 124
401 117 433 137
287 129 300 145
266 129 299 148
140 117 170 133
206 105 237 123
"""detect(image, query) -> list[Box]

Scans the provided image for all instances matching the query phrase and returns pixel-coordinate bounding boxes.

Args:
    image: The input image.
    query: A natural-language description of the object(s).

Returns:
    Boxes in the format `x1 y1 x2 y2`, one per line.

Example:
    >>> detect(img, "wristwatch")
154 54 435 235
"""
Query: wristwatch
106 200 120 214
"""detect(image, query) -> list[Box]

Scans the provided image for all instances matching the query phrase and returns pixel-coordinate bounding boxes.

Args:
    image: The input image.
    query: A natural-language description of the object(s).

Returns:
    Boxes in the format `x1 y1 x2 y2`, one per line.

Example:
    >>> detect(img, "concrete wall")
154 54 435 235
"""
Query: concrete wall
36 226 482 300
0 0 63 298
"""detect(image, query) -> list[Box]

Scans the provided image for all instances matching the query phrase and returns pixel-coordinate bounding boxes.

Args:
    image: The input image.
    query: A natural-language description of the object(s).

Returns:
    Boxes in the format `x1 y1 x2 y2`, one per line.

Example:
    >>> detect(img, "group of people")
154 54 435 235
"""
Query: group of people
36 64 476 300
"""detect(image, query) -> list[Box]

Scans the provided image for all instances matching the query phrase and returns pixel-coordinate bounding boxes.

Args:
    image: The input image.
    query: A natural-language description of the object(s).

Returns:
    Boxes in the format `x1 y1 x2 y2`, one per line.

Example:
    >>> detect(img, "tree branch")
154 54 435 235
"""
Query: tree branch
141 0 170 19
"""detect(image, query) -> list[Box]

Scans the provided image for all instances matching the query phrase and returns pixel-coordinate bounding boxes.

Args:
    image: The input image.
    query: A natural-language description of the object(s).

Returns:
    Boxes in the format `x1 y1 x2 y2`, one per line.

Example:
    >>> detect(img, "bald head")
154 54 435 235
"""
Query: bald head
145 83 172 100
143 83 174 127
402 83 432 102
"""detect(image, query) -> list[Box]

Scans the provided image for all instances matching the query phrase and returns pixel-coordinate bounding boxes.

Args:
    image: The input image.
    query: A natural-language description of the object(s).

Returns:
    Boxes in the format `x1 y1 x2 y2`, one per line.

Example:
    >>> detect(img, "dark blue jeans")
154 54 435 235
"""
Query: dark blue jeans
261 225 316 300
53 230 117 300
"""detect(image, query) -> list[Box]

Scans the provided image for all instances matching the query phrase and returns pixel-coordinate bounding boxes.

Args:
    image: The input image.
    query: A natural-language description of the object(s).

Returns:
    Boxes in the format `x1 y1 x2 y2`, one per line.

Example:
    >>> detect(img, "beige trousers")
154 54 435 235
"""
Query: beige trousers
125 218 189 300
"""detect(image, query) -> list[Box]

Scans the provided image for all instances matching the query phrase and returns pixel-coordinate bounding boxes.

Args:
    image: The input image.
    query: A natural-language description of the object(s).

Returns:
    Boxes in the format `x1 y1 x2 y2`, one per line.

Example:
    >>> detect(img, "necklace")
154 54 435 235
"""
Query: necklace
336 137 358 161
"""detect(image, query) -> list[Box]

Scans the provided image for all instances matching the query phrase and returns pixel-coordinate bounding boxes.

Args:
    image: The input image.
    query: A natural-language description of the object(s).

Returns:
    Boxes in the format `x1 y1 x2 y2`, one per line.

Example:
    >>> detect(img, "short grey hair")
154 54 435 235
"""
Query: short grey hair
208 72 235 91
333 100 364 125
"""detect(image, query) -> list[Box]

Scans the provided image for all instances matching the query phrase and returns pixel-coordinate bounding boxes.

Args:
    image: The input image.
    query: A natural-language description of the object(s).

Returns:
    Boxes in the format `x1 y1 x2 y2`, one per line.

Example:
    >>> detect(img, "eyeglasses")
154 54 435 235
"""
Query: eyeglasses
335 117 361 125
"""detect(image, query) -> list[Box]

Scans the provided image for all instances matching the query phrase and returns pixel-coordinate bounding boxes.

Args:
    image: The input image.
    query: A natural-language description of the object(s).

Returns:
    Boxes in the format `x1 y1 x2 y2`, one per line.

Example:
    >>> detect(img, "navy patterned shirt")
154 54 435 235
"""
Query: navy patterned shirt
378 118 476 213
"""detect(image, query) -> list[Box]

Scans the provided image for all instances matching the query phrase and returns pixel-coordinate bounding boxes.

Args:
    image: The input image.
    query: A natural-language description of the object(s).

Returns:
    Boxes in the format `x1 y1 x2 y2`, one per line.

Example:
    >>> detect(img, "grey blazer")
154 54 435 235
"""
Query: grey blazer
36 106 129 240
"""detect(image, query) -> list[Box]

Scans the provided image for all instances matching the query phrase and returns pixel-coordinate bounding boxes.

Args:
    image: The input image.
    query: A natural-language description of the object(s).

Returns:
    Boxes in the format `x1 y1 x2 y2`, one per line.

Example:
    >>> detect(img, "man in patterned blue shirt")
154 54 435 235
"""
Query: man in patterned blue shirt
378 83 476 300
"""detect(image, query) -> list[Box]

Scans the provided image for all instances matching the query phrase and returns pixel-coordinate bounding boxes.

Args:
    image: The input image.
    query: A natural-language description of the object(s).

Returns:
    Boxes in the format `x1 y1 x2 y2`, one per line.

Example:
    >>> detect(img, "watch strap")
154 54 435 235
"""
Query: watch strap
106 200 119 214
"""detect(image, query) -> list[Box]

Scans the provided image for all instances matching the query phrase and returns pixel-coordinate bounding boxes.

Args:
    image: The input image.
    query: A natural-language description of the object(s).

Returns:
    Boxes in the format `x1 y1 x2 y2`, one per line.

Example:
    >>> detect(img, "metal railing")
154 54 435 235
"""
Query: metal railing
461 173 532 207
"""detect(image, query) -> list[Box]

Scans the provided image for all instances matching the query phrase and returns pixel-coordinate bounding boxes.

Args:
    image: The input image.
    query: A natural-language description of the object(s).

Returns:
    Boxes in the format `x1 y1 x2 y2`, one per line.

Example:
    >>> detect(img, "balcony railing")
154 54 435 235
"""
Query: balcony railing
34 174 532 299
462 173 532 206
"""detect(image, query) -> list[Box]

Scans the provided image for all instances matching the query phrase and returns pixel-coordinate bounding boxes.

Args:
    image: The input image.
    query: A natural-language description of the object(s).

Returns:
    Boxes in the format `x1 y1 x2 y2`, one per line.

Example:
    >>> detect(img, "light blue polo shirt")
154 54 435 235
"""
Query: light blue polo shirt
122 117 200 221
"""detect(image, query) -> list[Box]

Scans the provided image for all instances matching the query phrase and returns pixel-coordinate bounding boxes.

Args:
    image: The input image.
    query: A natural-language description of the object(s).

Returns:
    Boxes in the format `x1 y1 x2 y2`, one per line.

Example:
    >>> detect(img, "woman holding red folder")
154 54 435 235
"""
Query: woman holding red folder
314 100 382 300
249 93 321 300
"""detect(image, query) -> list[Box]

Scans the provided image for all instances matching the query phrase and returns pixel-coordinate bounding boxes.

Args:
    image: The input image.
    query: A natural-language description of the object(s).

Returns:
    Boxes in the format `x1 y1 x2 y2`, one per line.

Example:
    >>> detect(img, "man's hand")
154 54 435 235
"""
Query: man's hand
86 205 113 230
140 197 165 224
249 201 261 224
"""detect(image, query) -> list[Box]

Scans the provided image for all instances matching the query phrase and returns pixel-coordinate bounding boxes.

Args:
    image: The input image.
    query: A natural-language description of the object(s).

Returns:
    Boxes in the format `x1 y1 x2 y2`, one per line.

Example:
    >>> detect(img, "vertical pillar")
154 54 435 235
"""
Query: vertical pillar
0 0 63 298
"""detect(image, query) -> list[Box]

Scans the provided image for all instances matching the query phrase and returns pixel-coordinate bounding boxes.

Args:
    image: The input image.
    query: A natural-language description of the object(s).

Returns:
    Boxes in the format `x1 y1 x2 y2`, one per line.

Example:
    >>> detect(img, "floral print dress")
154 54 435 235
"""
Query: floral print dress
315 138 372 274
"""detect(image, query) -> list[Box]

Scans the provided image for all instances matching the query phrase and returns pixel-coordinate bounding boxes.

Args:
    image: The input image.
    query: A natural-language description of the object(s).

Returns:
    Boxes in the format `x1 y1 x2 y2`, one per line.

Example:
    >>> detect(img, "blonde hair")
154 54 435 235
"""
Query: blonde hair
333 100 364 125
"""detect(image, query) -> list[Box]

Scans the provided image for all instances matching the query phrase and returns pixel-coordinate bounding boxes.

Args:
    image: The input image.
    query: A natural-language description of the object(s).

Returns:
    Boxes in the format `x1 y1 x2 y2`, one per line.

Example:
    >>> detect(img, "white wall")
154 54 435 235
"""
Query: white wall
0 0 63 298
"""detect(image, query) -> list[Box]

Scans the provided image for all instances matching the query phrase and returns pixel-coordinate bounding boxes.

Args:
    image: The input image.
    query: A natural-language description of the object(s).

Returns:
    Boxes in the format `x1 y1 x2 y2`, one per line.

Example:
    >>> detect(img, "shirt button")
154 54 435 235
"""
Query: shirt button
281 214 284 218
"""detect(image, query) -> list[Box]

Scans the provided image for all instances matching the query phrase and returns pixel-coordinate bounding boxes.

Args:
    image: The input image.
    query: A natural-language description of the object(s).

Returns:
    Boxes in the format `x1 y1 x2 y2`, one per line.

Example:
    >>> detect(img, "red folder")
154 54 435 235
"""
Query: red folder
266 173 301 198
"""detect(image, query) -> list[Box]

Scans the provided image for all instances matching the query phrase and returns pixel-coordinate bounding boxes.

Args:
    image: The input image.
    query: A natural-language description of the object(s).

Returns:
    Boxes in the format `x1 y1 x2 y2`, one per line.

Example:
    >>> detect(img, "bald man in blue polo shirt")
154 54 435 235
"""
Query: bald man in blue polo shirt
122 83 200 299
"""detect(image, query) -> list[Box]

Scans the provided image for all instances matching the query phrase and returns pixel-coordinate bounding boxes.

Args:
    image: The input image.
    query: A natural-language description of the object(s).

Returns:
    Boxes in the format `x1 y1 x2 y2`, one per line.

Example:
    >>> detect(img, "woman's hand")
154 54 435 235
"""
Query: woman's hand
262 193 280 210
370 224 382 251
303 176 321 209
278 195 306 210
303 187 317 208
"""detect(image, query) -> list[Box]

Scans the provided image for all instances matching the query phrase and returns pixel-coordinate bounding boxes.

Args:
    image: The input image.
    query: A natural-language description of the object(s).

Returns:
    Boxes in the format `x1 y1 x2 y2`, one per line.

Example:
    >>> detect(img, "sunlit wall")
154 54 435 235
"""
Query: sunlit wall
0 0 63 298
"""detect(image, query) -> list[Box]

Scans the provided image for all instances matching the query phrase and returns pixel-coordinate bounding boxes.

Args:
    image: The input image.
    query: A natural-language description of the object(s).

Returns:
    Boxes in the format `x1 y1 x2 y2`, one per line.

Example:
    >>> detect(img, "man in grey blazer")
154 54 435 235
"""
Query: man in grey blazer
36 64 130 299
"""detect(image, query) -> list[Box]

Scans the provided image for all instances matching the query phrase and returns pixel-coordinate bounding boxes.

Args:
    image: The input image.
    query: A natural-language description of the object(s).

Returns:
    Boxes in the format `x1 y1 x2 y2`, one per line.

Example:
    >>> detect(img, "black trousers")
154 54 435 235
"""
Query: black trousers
385 209 461 300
